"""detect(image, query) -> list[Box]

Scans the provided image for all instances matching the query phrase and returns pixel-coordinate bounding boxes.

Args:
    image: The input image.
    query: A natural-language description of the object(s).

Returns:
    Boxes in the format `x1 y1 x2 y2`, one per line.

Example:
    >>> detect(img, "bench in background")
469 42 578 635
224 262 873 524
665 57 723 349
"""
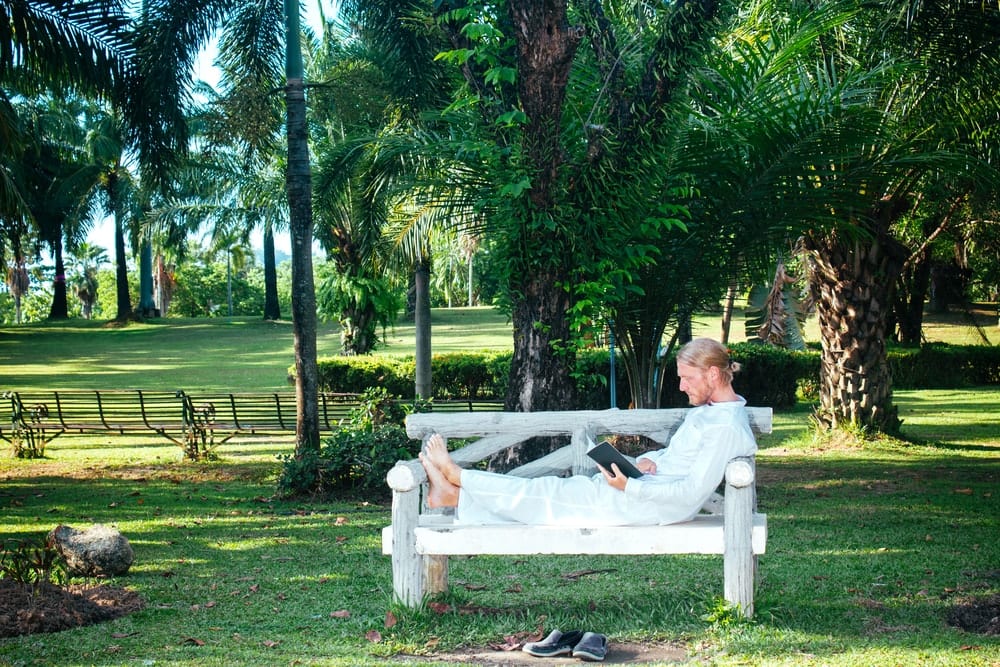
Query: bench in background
3 389 508 459
383 407 772 617
2 389 190 458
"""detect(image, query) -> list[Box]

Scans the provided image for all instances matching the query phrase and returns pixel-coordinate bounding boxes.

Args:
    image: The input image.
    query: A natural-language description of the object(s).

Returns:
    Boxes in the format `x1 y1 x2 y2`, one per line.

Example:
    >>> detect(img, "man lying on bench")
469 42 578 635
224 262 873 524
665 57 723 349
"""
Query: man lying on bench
418 338 758 526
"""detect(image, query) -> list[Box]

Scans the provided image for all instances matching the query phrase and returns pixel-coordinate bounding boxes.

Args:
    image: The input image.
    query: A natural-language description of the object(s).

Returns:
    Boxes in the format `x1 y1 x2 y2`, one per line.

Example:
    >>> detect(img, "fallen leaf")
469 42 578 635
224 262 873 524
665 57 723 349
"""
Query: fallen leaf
262 640 279 648
330 610 351 619
960 645 981 651
505 584 523 593
182 637 205 646
335 516 348 525
366 630 382 643
205 600 217 608
428 602 451 614
110 632 136 639
561 568 617 580
384 610 398 629
424 637 440 649
954 488 974 495
464 583 487 591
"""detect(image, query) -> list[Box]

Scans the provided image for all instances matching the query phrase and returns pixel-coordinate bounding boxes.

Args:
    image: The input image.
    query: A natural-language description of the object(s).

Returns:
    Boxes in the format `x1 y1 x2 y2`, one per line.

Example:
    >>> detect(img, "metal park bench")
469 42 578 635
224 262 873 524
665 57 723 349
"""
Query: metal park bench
2 389 190 458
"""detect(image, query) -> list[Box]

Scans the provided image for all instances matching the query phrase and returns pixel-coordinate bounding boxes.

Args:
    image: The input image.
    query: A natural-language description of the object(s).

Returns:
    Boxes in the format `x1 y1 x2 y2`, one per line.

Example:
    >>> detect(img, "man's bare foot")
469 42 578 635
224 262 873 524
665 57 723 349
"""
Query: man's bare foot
422 433 463 486
419 452 460 508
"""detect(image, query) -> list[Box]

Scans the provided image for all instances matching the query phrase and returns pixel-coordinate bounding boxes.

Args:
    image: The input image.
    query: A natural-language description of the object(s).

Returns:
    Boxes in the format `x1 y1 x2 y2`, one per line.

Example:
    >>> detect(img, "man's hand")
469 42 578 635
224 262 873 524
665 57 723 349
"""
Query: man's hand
636 458 657 474
600 463 628 491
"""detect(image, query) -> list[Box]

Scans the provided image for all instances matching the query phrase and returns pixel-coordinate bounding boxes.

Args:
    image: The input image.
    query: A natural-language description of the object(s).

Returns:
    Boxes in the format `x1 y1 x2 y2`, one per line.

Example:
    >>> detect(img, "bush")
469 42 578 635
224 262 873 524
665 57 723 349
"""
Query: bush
432 351 502 399
277 387 418 498
315 356 414 397
889 343 1000 388
305 342 999 415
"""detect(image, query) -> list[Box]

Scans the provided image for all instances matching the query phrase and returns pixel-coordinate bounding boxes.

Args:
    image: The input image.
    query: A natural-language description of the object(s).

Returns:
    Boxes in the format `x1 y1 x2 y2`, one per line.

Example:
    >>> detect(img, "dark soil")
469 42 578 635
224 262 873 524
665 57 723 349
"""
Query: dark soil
0 579 144 638
947 594 1000 636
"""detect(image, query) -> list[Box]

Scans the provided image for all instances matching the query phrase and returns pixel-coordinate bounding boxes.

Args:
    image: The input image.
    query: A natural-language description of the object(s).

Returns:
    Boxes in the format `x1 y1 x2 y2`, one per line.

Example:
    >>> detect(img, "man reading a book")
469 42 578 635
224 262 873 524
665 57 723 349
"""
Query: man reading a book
418 338 757 526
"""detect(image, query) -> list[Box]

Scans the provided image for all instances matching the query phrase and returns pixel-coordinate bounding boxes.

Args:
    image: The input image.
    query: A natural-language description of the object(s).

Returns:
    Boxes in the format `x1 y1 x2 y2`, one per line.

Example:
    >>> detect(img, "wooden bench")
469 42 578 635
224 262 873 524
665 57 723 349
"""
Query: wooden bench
2 389 190 457
382 407 772 617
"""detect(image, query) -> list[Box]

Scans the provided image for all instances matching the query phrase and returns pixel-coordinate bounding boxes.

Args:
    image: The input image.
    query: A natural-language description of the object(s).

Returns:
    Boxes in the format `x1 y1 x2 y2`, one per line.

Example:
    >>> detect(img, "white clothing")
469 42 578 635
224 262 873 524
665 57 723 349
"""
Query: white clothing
455 398 757 526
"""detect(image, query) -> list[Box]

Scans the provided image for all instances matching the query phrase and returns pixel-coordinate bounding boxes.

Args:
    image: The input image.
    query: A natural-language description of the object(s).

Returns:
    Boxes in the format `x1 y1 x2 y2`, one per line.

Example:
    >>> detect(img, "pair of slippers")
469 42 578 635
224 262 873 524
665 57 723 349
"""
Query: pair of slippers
522 629 608 661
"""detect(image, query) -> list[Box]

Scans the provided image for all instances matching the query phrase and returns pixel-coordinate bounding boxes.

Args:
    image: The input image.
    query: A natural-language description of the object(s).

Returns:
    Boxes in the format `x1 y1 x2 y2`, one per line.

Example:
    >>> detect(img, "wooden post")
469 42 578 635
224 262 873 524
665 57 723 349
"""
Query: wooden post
723 456 756 617
386 463 425 606
424 554 449 596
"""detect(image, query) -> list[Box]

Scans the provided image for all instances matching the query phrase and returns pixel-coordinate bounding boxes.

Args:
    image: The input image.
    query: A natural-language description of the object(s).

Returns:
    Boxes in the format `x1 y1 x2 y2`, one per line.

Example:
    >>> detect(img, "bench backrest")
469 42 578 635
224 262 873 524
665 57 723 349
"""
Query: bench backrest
394 407 772 487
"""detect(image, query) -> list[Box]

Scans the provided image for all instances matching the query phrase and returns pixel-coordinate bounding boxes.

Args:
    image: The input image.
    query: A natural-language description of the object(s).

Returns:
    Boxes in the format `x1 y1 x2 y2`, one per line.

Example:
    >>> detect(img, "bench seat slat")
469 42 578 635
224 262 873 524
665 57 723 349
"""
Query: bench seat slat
382 513 767 557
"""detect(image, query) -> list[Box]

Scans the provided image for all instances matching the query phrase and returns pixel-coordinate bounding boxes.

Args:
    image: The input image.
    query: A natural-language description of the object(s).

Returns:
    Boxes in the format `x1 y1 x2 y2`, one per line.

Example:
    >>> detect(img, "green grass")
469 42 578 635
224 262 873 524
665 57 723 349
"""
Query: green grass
1 310 999 666
0 308 514 392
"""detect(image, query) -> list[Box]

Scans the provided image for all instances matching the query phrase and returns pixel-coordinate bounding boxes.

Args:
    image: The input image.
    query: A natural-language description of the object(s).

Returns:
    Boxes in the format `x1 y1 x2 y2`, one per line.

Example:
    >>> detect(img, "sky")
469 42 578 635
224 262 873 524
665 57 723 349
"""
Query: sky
86 2 337 259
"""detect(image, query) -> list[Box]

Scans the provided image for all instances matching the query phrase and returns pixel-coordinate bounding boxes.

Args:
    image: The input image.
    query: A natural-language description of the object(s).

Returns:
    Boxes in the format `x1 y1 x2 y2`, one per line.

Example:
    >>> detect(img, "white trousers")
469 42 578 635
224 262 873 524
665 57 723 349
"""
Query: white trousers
456 469 661 526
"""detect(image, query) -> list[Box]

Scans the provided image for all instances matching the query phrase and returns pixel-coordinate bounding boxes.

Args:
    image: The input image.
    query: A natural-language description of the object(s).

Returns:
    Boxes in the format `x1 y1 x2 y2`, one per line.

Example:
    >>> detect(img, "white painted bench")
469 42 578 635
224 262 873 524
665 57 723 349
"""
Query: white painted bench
382 407 771 617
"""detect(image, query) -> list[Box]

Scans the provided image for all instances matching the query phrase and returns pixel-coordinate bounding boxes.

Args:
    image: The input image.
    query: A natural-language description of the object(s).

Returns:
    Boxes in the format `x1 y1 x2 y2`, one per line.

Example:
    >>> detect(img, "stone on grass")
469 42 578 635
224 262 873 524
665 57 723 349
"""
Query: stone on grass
47 524 134 577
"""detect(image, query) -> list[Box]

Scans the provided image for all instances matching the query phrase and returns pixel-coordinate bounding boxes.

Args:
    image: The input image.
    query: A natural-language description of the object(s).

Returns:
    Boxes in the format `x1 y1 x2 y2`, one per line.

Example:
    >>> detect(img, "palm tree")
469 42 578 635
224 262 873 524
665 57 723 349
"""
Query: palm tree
135 0 322 453
68 241 109 318
790 0 1000 431
0 1 135 248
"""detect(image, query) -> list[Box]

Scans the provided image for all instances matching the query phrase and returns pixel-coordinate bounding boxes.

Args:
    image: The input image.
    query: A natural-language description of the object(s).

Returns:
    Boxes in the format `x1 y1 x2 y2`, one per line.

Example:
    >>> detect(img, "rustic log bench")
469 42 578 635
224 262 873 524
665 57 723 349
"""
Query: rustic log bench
2 389 190 457
382 407 772 617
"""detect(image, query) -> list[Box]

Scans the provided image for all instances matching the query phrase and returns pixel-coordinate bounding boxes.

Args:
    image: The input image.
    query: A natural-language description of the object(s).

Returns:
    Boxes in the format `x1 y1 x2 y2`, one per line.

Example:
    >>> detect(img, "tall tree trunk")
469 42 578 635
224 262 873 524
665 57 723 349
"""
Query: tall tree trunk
138 239 156 317
893 246 931 346
285 0 320 456
47 235 69 320
414 260 432 400
803 224 907 433
506 268 576 413
721 279 738 344
262 223 281 320
113 214 132 321
503 0 582 418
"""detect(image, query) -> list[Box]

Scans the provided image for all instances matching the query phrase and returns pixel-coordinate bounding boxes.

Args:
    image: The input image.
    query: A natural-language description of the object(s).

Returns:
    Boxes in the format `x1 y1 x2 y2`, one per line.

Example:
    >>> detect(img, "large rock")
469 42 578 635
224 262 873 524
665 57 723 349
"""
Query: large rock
46 524 134 577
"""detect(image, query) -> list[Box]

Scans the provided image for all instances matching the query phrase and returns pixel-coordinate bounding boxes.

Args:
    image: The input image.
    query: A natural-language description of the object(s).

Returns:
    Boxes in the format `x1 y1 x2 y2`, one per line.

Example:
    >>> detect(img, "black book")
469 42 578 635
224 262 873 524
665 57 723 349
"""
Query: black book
586 441 644 479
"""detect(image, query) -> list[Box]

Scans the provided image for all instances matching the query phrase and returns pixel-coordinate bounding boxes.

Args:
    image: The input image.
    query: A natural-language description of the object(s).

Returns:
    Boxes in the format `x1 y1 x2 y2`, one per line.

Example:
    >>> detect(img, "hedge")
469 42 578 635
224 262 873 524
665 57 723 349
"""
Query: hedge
304 342 1000 409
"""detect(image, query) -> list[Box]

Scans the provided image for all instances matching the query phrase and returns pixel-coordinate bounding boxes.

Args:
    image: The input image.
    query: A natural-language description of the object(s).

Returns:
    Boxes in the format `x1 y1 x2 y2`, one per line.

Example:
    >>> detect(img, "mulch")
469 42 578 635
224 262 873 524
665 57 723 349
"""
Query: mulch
0 579 144 638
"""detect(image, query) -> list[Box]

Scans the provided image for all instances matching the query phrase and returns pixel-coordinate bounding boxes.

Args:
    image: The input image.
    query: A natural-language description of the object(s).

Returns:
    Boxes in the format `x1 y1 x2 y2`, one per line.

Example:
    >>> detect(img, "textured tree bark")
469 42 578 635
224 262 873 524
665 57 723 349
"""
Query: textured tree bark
47 236 69 320
262 224 281 321
502 0 582 423
414 262 432 400
803 225 906 433
287 79 320 453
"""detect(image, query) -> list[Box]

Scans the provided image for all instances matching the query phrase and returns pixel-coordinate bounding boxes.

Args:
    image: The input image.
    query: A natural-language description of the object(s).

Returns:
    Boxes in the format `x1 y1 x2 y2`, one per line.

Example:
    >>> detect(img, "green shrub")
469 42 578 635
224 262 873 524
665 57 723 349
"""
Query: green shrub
277 387 418 498
316 423 416 495
889 343 1000 388
0 538 68 588
315 356 414 397
432 351 500 399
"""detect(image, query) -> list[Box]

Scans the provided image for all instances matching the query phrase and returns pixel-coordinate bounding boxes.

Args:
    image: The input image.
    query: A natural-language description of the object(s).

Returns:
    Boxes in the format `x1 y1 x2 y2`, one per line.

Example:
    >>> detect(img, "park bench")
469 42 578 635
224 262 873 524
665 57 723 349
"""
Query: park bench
382 407 771 617
179 391 364 450
2 389 190 458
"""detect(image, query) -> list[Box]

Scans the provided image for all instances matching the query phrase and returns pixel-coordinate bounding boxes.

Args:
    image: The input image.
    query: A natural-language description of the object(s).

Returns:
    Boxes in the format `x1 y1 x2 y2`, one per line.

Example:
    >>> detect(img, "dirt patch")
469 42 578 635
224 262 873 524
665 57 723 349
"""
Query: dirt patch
947 594 1000 636
0 579 144 638
402 640 688 665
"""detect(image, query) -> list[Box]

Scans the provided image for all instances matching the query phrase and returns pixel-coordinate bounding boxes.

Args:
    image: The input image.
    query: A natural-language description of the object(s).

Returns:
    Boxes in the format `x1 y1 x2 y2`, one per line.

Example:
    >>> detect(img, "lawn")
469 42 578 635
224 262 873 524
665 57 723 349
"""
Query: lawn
0 310 998 666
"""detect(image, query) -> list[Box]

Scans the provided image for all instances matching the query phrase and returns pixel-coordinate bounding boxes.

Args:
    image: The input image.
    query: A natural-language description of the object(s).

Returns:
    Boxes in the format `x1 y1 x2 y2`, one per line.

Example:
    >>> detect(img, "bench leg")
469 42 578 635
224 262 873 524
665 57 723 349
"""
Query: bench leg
391 487 425 607
424 555 448 596
724 459 756 617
